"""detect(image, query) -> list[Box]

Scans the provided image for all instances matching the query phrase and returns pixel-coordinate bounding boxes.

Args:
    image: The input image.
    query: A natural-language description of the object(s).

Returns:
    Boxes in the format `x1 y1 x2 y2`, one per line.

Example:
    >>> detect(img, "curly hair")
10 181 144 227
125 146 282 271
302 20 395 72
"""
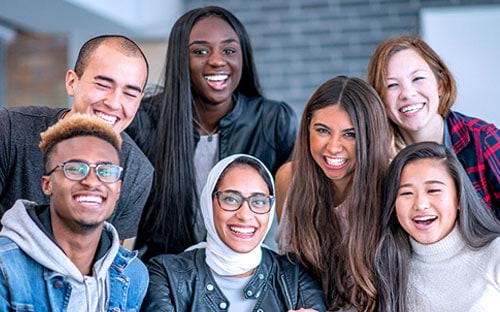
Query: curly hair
39 113 122 172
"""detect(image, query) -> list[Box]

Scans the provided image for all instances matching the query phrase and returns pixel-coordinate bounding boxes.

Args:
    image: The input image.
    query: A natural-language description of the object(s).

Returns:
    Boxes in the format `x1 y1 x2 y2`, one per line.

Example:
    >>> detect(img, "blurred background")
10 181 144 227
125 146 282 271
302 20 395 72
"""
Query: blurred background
1 0 499 125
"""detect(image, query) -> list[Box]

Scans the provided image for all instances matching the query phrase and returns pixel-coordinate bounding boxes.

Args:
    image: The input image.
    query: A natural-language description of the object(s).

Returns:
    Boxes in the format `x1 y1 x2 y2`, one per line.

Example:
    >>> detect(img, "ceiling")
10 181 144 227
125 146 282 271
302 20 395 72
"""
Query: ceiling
0 0 181 41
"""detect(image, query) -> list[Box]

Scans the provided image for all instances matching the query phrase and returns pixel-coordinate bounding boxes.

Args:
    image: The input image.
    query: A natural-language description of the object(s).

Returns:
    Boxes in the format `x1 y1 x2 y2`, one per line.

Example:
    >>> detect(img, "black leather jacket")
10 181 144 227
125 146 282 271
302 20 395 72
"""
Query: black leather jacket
126 93 298 175
141 248 326 312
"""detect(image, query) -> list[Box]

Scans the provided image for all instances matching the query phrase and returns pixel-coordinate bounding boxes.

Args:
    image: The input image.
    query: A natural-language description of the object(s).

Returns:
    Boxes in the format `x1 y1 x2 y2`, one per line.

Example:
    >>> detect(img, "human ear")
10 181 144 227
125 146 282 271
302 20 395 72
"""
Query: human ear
41 176 53 196
65 70 79 97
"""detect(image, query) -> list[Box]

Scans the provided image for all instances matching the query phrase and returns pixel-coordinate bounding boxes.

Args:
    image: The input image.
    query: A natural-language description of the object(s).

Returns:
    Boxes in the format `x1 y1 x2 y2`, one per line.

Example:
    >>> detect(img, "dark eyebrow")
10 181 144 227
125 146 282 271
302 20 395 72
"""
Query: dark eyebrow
189 38 240 46
95 75 142 93
398 180 446 189
222 189 269 197
64 159 116 165
343 128 355 132
312 122 330 129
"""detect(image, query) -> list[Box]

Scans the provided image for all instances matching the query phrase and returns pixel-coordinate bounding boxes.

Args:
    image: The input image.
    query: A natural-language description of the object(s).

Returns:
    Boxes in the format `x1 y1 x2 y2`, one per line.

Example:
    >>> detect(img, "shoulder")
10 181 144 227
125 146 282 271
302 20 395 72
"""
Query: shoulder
448 110 498 132
115 247 148 276
1 106 66 121
276 162 293 183
148 248 202 274
0 236 19 254
243 94 295 115
119 132 154 172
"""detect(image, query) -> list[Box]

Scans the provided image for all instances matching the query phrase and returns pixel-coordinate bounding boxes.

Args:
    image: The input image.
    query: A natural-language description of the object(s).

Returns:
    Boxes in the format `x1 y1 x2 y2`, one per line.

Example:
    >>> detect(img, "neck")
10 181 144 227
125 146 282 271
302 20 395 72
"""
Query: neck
52 222 103 276
193 97 235 133
400 115 445 145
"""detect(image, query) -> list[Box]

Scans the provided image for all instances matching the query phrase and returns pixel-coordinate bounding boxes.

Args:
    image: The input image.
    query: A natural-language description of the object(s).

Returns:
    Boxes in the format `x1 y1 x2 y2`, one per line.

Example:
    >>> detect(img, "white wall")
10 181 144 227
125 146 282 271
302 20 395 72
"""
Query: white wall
421 5 500 127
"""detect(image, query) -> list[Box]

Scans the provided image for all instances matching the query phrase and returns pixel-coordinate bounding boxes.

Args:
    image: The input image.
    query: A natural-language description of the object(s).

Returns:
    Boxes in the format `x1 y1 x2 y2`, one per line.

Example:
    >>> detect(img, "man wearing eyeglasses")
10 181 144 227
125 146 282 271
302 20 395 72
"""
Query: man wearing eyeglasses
0 114 148 311
0 35 153 240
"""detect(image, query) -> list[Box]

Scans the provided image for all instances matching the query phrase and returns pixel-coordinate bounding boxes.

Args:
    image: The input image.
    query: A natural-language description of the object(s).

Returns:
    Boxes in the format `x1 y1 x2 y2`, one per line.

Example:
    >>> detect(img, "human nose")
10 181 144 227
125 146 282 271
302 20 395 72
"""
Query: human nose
326 135 343 154
80 167 102 187
208 51 226 67
414 193 430 211
399 81 417 101
235 200 254 220
103 88 121 109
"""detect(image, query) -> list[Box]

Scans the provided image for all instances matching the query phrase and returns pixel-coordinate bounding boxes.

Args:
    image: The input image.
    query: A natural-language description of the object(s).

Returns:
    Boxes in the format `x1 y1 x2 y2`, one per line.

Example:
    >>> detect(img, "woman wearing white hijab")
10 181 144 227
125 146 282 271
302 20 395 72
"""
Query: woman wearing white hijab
141 154 325 311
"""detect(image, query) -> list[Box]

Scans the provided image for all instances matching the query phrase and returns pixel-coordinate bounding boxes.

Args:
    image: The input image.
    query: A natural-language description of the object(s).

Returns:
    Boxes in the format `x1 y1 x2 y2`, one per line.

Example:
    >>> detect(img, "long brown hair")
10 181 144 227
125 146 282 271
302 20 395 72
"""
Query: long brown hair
283 76 390 311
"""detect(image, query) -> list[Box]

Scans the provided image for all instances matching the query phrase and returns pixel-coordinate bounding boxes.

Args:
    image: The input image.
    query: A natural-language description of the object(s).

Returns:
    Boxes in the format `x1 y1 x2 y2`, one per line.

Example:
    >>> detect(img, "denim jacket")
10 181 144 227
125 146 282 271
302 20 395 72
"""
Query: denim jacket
0 238 148 312
141 248 326 312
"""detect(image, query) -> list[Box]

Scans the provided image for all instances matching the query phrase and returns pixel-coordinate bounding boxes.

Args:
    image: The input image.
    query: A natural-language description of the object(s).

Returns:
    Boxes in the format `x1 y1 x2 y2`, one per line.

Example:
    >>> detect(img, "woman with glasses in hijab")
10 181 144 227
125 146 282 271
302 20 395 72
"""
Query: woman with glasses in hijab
141 154 325 312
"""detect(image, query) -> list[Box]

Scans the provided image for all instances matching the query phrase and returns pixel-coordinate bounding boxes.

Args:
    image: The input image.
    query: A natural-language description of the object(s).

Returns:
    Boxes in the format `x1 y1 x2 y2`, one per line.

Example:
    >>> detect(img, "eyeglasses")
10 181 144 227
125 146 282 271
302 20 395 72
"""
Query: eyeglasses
213 191 274 214
46 161 123 183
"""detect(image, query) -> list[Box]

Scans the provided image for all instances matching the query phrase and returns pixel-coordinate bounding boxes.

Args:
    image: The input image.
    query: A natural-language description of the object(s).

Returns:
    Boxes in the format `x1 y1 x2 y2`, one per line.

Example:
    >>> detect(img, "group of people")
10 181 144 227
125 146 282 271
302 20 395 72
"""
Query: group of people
0 4 498 312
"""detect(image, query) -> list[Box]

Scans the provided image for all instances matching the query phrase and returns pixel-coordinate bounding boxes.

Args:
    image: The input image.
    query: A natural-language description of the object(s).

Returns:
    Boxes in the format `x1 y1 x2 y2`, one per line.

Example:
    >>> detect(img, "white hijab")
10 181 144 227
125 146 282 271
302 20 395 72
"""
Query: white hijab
192 154 276 276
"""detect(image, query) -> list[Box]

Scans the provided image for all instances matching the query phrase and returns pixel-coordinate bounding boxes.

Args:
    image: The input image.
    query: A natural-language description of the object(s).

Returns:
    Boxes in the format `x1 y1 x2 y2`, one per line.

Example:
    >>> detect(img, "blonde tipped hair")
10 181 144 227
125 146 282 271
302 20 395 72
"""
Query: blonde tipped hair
39 113 122 171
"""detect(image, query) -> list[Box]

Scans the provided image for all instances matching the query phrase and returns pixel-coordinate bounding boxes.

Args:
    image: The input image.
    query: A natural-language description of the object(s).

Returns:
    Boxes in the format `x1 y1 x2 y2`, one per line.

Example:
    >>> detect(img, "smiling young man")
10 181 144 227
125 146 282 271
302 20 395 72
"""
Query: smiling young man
0 35 153 240
0 114 148 311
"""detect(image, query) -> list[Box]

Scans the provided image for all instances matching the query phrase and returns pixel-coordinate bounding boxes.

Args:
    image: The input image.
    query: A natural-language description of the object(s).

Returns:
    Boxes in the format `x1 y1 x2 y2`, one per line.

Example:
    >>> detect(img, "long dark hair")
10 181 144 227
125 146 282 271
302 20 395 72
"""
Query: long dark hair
137 6 262 257
375 142 500 312
283 76 390 311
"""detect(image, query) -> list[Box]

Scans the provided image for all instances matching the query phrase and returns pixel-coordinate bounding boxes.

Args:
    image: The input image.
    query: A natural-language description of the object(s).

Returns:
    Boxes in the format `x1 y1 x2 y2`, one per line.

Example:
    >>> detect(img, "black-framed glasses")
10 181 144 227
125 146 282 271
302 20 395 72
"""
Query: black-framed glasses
46 161 123 183
213 190 274 214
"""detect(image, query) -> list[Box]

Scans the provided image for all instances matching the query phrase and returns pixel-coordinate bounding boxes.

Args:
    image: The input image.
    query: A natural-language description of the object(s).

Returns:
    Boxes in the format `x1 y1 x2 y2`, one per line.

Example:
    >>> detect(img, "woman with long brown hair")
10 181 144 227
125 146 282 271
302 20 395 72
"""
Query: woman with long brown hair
277 75 391 311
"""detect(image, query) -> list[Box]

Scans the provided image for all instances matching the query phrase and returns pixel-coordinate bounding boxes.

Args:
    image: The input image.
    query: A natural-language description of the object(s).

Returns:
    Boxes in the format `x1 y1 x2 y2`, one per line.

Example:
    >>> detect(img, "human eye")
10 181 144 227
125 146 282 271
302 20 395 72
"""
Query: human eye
223 48 237 55
64 162 88 178
398 188 413 197
427 188 442 194
96 82 111 89
413 76 425 82
344 130 355 138
387 82 398 89
192 48 208 56
250 195 269 208
124 91 139 99
221 193 241 206
314 126 330 135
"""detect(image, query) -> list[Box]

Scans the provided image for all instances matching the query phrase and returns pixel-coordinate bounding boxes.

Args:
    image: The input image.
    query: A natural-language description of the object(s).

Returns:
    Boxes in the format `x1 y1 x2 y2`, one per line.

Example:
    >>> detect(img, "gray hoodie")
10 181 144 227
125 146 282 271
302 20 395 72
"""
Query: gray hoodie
0 199 120 312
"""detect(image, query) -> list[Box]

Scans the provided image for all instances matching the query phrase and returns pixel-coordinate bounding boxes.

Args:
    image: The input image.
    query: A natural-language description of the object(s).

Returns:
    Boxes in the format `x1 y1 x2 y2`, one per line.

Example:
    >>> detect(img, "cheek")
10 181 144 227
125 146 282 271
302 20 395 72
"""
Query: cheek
395 200 410 229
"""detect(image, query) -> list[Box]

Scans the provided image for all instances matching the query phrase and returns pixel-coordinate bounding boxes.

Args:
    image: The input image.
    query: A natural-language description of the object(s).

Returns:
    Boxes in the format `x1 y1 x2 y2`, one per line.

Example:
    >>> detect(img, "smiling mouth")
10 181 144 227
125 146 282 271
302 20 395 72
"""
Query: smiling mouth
400 103 424 114
324 157 347 168
413 215 437 226
229 225 256 235
75 195 103 207
204 74 228 81
95 111 118 125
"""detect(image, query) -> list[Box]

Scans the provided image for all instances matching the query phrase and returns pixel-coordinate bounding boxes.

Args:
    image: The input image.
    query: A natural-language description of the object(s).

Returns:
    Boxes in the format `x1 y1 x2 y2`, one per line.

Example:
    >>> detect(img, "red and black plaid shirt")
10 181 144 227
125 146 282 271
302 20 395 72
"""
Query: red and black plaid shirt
447 111 500 216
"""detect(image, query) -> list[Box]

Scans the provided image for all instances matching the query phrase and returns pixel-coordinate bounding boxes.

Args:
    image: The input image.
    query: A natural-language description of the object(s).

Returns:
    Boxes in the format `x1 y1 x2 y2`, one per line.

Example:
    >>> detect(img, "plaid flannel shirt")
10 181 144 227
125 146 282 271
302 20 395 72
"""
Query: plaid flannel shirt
447 111 500 216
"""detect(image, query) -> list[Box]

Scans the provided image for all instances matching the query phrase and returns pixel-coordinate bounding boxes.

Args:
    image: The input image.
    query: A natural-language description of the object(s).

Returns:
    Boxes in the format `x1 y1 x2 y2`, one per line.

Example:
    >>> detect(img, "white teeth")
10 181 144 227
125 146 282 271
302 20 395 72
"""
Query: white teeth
95 111 117 125
400 103 424 113
414 216 436 222
75 195 103 204
229 226 256 234
204 74 228 81
325 157 347 166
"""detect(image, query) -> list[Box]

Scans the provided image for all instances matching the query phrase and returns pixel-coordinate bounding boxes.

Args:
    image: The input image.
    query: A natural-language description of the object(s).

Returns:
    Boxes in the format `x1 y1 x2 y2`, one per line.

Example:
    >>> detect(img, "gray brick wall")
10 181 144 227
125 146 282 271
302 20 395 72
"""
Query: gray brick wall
185 0 500 113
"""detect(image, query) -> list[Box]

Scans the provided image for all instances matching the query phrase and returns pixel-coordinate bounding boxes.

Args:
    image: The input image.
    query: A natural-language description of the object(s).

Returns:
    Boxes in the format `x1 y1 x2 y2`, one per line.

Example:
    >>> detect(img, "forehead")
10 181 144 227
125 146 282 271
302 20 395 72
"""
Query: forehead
190 16 238 41
51 136 119 164
310 105 353 127
401 158 452 183
388 48 432 73
217 165 268 192
84 44 147 85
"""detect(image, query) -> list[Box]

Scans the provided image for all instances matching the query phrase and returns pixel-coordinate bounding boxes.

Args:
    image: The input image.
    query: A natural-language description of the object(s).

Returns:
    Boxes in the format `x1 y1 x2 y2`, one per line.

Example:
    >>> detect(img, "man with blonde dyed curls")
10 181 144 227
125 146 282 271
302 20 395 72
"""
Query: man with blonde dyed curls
0 35 153 239
0 114 148 311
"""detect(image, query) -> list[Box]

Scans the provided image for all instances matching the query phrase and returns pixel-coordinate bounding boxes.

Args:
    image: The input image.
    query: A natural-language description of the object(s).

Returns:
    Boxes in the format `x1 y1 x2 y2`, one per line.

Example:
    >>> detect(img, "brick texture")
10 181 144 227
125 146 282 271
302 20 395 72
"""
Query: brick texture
6 33 67 108
185 0 500 113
